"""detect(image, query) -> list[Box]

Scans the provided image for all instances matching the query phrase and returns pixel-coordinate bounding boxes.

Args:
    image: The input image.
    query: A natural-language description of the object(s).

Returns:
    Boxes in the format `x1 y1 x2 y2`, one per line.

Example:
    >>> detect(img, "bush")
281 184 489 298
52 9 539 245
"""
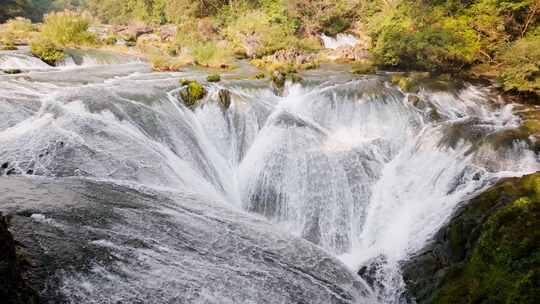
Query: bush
370 4 480 71
206 74 221 82
1 40 17 50
4 17 36 32
189 40 233 68
224 10 297 58
40 11 97 47
103 35 117 45
30 38 65 66
499 33 540 96
179 79 207 107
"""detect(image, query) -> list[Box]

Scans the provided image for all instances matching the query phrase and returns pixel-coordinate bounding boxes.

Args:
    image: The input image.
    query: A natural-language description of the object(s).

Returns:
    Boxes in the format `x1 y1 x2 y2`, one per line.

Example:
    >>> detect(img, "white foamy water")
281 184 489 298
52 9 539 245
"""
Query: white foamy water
321 33 360 49
0 57 538 303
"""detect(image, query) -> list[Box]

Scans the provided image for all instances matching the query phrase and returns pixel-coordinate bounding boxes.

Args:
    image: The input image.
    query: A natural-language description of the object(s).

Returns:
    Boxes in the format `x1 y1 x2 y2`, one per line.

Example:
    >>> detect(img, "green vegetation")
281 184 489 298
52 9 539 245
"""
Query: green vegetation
207 74 221 82
434 173 540 304
352 60 376 74
365 0 540 99
30 37 64 65
1 0 539 98
40 11 97 47
1 40 18 51
179 79 207 107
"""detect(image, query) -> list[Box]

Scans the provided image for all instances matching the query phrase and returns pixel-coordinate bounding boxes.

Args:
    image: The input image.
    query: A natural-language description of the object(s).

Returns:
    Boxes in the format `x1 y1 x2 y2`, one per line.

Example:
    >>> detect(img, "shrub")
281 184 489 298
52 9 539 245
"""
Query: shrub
499 33 540 96
40 11 97 47
370 4 480 71
189 40 233 68
103 35 117 45
1 40 17 50
179 80 207 107
4 17 36 32
224 10 297 58
207 74 221 82
351 60 376 74
30 38 65 66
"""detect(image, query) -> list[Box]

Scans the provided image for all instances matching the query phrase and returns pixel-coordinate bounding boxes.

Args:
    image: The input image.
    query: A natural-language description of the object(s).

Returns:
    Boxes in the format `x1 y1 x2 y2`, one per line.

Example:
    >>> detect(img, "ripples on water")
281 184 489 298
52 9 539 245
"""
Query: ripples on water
0 50 537 303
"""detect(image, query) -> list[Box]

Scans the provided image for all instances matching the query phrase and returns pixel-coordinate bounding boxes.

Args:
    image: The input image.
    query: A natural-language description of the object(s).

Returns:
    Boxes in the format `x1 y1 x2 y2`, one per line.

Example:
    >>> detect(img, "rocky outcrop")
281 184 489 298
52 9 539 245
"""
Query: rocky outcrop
402 172 540 304
0 213 39 304
218 89 231 109
264 48 316 66
321 44 370 62
116 24 153 42
159 24 177 42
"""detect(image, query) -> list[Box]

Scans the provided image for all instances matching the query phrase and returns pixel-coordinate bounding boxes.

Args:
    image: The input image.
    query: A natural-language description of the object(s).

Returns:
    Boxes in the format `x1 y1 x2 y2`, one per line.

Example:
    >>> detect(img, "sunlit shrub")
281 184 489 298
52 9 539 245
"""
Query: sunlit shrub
499 32 540 95
4 17 36 32
40 11 97 47
30 37 65 65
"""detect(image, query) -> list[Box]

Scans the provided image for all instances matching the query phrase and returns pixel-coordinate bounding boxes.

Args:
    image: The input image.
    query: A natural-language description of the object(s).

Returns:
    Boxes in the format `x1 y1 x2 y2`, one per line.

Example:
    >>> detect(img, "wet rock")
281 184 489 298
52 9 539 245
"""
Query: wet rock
218 89 231 109
357 255 388 290
402 173 540 304
3 69 22 74
0 213 40 304
6 168 19 176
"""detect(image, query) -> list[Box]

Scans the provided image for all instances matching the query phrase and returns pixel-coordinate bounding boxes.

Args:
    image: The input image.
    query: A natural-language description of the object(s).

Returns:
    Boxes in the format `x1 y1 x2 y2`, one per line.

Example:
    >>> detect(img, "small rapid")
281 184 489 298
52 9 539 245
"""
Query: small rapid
0 50 538 303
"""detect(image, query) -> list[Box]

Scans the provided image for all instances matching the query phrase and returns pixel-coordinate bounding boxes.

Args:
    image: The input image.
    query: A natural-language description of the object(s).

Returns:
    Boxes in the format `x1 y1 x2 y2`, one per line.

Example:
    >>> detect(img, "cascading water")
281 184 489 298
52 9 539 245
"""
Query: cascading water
0 49 538 303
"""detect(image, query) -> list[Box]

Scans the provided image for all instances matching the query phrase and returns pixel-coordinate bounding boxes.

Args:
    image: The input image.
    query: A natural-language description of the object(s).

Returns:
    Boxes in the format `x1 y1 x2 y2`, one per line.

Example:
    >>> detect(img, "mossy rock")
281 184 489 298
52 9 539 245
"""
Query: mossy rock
179 80 207 108
206 74 221 82
391 74 419 93
403 173 540 304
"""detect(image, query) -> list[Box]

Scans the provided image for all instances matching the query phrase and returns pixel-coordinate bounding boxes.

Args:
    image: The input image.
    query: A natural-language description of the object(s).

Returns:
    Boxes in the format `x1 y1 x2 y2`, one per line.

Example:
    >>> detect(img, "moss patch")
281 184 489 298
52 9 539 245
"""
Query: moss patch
434 173 540 304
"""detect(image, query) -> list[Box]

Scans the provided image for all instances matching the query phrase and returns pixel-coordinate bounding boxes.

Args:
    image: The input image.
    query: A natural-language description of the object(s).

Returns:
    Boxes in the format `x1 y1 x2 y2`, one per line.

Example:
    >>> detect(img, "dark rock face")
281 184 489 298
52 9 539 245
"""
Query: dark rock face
0 213 39 304
218 89 231 109
402 172 540 304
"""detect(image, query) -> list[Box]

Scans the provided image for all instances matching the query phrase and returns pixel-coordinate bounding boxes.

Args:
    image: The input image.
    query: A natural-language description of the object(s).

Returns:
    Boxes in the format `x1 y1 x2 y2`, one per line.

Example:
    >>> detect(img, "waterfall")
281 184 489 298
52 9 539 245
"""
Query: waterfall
0 51 537 303
321 33 360 49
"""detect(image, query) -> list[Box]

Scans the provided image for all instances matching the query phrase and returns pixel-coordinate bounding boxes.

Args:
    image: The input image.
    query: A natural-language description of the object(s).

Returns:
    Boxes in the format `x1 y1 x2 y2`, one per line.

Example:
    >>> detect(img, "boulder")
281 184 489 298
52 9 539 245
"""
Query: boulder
116 24 153 41
159 24 177 42
218 89 231 109
0 213 40 304
242 35 262 58
401 173 540 304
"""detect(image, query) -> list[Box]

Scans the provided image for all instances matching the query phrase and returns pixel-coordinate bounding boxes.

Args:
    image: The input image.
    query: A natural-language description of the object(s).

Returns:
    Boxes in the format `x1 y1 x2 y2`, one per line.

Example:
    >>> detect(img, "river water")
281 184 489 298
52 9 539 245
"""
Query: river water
0 49 538 303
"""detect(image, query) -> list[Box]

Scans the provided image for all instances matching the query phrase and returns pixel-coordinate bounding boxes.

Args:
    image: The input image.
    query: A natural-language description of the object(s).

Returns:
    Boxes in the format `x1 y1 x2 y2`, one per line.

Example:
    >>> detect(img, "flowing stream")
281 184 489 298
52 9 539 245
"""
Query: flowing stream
0 49 538 303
